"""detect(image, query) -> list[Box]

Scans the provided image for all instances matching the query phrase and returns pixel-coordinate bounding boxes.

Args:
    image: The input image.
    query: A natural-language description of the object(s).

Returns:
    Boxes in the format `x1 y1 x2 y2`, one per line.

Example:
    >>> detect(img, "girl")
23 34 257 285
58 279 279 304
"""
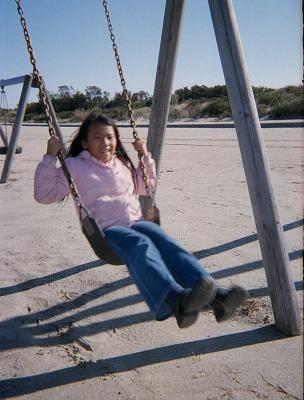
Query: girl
34 112 248 328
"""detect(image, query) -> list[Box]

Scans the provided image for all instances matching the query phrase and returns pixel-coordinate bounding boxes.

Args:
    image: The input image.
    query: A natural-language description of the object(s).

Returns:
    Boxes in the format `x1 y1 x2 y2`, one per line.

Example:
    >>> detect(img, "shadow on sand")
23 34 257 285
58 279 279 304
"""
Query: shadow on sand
0 274 302 353
1 219 302 297
0 259 107 297
0 219 302 398
0 325 287 398
193 219 303 260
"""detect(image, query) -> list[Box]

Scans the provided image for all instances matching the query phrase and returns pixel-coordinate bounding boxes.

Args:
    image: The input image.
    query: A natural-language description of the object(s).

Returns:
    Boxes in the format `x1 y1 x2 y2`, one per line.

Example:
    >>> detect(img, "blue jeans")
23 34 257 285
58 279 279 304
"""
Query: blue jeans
105 221 212 320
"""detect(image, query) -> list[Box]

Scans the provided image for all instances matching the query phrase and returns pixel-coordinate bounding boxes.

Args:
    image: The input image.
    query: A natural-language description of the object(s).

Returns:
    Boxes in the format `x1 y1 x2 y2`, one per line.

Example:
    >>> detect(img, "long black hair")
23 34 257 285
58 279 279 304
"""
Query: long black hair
67 112 137 185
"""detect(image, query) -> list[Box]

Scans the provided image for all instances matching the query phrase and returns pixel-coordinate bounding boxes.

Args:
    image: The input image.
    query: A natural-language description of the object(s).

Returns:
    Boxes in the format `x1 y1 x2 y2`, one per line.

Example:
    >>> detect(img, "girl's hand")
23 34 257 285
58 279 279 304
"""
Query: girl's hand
132 138 148 157
47 136 64 156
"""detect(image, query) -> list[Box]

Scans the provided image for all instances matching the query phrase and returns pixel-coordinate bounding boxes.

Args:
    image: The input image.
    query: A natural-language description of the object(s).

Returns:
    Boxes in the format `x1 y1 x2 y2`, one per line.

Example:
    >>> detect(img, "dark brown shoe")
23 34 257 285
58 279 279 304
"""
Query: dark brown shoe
212 286 249 322
176 277 217 328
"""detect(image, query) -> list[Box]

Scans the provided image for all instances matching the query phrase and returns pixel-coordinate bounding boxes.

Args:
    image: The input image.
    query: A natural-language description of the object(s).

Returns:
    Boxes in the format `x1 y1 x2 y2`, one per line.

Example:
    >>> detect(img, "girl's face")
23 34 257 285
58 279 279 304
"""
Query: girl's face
82 122 117 163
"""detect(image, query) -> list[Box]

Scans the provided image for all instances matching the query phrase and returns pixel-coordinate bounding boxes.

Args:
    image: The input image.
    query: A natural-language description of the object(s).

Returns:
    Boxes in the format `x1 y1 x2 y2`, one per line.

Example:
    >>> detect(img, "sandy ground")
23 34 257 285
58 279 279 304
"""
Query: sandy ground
0 123 303 400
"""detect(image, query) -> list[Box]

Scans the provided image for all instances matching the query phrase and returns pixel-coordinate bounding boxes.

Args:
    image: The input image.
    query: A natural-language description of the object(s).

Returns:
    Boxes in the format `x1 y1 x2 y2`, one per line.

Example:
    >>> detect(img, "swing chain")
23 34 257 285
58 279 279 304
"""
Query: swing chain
15 0 157 221
15 0 81 207
102 0 152 200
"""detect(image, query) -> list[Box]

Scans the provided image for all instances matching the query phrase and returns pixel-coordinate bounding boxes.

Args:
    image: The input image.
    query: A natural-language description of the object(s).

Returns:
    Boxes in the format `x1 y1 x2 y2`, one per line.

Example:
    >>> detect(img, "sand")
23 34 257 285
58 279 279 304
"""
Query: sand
0 123 303 399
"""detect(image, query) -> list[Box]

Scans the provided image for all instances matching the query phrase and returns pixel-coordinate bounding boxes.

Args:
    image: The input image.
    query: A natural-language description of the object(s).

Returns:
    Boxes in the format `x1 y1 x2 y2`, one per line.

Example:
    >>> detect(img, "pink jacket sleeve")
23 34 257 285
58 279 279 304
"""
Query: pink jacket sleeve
135 153 157 196
34 155 71 204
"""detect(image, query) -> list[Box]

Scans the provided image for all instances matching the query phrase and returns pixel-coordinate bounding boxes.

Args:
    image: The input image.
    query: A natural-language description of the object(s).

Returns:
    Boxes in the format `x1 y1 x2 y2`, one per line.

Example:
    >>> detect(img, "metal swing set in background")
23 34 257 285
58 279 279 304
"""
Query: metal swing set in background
0 83 22 155
0 73 65 183
0 75 32 182
3 0 302 337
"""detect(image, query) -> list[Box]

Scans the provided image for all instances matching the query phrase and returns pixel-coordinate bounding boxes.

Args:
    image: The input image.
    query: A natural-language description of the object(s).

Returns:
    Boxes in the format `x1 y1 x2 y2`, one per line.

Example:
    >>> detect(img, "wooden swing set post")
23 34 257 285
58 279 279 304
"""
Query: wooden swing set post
147 0 185 172
208 0 302 336
0 74 33 184
141 0 185 212
147 0 301 337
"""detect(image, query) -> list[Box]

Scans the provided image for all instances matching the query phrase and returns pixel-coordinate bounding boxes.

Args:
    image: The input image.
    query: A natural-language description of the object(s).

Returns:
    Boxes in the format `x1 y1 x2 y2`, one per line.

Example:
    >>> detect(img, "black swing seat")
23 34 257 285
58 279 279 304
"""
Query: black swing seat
80 205 160 266
0 146 22 155
81 213 123 265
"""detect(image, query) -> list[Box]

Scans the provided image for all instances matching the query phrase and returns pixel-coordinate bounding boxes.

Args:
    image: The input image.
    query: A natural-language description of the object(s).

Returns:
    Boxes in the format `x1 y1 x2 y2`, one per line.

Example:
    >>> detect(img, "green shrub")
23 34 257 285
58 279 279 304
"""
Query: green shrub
57 111 73 121
187 100 203 118
23 112 33 121
168 104 189 120
32 113 46 123
71 109 90 122
22 84 303 122
256 91 283 107
133 107 151 120
257 104 271 118
203 99 231 117
105 107 129 121
270 98 304 118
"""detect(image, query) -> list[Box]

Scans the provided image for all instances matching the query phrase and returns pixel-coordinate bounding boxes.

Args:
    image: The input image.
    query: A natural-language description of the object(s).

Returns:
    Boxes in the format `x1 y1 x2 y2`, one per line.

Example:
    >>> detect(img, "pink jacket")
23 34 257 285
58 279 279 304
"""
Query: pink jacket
34 150 156 230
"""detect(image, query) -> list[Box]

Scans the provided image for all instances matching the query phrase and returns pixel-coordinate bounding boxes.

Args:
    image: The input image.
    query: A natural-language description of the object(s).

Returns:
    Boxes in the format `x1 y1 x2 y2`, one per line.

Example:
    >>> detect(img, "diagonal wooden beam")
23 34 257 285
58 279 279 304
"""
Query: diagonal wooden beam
209 0 302 336
141 0 185 214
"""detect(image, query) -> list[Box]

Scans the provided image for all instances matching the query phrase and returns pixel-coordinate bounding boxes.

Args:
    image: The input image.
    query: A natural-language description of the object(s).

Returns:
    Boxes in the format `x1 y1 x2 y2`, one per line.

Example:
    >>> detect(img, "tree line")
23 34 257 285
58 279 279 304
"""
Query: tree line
24 84 303 122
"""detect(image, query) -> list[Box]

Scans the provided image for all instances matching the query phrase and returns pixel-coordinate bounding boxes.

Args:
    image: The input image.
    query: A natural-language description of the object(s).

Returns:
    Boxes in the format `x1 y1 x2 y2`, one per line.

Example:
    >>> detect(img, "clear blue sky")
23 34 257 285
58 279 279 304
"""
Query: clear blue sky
1 0 302 107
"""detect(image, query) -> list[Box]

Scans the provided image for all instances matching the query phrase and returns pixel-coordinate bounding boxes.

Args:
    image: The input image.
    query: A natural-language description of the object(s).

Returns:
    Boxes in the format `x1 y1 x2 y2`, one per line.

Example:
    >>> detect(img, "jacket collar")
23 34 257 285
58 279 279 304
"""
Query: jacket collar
78 150 116 168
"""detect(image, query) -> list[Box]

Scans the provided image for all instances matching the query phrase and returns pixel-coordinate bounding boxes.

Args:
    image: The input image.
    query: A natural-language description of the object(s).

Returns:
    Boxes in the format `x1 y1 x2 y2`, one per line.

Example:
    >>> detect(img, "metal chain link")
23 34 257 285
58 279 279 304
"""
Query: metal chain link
15 0 82 207
102 0 152 199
